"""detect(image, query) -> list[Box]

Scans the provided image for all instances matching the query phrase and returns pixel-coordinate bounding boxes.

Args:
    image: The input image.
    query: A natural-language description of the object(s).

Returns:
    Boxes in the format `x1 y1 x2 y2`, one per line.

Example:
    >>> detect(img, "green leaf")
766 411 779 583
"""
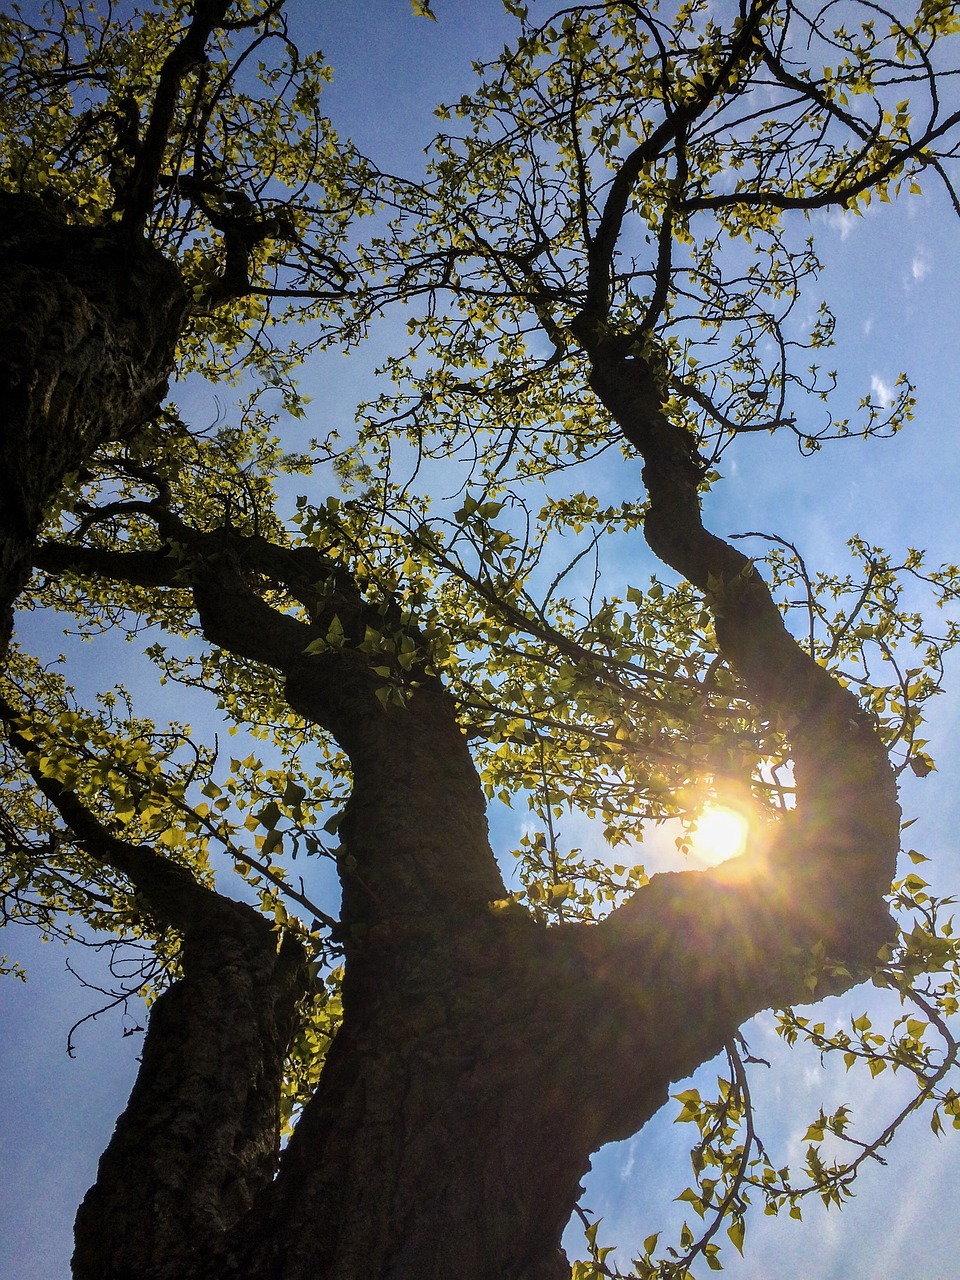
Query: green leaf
282 779 307 810
257 800 282 830
261 828 283 856
727 1216 745 1255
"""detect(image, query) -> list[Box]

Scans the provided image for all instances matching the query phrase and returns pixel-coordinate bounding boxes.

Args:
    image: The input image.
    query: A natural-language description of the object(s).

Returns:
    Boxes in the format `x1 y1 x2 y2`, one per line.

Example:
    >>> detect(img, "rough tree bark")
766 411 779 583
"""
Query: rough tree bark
0 192 186 653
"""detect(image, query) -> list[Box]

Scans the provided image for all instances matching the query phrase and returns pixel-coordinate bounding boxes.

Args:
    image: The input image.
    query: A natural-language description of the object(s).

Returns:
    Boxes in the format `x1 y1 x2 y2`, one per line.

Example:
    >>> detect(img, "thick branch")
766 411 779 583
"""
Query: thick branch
34 524 508 933
547 332 911 1152
0 193 185 653
0 696 310 1280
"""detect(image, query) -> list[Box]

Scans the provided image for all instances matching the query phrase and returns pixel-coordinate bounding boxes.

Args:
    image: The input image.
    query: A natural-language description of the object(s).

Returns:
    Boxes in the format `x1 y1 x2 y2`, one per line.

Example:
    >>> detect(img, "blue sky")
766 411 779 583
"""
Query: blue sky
3 2 960 1277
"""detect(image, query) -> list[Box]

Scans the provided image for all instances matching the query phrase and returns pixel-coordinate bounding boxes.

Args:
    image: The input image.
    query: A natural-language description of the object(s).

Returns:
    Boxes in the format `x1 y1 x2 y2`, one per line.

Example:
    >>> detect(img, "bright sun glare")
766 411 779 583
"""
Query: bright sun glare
691 805 751 867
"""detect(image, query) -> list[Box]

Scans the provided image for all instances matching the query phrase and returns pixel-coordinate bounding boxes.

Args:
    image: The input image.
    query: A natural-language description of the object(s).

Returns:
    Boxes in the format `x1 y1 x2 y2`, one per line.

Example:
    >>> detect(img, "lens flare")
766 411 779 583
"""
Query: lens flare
691 805 750 866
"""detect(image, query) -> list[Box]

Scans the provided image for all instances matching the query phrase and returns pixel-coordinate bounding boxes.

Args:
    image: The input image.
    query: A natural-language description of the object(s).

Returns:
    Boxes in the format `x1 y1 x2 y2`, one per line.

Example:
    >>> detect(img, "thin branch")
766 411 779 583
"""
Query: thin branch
121 0 234 237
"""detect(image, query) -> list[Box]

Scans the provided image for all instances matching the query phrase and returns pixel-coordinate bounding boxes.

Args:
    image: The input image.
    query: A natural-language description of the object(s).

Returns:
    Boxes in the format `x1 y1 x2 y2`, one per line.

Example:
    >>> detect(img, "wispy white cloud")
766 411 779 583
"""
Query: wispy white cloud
911 248 932 281
870 374 894 407
824 207 859 240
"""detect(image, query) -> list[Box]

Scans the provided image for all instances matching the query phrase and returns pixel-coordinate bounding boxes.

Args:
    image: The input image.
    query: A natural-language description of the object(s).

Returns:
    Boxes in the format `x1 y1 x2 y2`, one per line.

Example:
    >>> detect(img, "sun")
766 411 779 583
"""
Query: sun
691 805 751 867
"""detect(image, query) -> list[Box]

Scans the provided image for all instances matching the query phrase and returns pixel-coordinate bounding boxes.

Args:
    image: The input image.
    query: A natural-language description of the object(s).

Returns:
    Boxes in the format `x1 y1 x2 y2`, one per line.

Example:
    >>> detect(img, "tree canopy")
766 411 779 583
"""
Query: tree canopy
2 1 960 1277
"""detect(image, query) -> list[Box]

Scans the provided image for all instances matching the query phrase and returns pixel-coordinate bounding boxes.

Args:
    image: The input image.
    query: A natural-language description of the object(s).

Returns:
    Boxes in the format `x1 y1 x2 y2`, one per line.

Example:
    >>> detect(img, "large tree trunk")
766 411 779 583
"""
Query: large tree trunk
0 192 185 651
220 920 593 1280
28 426 900 1278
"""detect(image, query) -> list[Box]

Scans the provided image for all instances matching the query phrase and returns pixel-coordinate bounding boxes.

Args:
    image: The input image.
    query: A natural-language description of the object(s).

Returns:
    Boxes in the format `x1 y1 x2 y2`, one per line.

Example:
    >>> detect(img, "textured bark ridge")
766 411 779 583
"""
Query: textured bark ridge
0 192 185 650
72 906 309 1280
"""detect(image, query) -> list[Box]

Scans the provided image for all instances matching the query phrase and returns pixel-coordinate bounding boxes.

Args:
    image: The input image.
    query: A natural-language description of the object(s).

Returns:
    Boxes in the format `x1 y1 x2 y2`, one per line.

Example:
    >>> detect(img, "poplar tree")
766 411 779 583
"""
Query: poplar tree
2 3 960 1276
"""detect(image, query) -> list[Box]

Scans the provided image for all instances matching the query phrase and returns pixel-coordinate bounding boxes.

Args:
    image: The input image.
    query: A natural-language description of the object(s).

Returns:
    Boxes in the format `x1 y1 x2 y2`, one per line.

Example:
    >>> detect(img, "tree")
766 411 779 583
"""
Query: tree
2 1 960 1276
